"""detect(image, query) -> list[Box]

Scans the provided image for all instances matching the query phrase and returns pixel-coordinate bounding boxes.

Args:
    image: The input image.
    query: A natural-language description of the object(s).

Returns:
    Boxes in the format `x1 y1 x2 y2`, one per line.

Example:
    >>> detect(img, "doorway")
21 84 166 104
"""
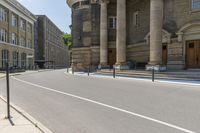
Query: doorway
108 48 116 67
186 40 200 68
162 45 168 65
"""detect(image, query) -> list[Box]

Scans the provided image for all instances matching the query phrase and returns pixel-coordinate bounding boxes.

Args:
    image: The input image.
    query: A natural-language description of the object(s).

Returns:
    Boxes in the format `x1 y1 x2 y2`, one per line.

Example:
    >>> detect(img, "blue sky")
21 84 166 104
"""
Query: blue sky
17 0 71 33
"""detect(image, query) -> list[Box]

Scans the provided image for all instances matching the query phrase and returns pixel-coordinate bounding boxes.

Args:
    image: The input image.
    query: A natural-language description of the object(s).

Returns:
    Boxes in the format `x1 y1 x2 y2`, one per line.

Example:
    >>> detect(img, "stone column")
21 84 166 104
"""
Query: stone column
99 0 109 69
147 0 166 71
115 0 129 70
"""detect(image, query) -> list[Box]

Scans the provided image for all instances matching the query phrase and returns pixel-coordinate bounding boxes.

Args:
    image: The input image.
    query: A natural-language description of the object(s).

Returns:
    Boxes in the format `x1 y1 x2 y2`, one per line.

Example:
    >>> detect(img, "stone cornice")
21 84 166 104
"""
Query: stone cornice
7 0 36 21
1 0 37 23
67 0 91 8
67 0 79 7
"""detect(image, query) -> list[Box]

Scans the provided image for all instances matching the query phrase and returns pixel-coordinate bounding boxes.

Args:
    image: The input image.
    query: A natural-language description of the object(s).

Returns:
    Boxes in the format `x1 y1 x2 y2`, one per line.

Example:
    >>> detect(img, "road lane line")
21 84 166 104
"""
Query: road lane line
12 76 196 133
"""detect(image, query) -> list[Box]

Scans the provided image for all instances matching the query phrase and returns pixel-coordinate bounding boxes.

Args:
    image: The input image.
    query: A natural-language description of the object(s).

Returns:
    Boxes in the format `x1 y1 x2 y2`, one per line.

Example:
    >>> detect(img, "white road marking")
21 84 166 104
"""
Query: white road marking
12 76 196 133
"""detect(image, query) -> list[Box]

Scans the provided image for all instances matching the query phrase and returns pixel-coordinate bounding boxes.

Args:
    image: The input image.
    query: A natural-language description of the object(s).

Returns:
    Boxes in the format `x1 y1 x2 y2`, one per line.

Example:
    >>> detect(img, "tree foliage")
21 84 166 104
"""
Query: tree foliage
63 34 72 49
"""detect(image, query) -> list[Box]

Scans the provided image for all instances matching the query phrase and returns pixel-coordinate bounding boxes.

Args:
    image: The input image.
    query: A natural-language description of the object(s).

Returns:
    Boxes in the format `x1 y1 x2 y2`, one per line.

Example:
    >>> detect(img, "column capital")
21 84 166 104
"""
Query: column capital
99 0 109 5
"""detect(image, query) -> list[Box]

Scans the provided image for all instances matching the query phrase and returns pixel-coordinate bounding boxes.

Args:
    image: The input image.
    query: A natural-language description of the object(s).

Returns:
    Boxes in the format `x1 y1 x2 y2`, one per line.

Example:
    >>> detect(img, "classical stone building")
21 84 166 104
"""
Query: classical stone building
67 0 200 71
0 0 36 70
35 15 69 68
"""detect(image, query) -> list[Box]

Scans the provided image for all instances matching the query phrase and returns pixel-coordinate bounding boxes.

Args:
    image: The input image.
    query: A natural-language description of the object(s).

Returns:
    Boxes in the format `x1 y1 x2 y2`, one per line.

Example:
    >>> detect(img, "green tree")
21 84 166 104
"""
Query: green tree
63 34 72 49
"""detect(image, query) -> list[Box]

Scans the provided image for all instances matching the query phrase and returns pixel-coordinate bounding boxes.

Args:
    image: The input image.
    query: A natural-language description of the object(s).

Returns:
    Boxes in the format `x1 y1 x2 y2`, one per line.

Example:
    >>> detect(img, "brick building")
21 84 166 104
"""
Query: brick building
0 0 36 69
35 15 69 68
67 0 200 71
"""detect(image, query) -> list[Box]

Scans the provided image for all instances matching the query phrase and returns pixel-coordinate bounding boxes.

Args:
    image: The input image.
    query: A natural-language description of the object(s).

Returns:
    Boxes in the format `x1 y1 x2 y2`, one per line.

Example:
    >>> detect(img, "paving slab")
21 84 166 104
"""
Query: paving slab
0 97 42 133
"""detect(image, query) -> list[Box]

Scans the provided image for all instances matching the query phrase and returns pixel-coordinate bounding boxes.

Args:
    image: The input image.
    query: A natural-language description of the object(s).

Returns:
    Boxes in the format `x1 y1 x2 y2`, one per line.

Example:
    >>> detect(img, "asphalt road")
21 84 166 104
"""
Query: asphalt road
0 69 200 133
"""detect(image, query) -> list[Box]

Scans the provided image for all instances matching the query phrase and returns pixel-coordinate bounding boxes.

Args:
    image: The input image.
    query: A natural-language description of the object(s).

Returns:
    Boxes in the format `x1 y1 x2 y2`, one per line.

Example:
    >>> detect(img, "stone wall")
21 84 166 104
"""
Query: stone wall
72 47 91 71
69 0 200 71
127 0 150 44
167 39 185 70
127 42 149 63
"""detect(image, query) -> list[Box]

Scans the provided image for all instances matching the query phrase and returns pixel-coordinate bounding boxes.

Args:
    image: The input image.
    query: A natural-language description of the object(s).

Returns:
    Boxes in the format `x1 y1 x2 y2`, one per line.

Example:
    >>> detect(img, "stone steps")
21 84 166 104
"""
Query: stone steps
96 70 200 81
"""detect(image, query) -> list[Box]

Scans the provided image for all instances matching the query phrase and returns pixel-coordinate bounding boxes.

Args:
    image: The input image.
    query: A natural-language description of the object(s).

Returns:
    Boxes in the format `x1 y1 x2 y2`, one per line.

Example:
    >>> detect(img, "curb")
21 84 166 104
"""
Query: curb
64 71 200 86
0 95 53 133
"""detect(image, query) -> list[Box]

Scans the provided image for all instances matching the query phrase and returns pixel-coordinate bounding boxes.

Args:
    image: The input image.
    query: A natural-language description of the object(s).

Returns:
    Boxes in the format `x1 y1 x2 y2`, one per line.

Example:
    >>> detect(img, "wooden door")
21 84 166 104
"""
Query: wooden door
162 45 168 65
197 42 200 67
186 41 200 68
108 48 116 67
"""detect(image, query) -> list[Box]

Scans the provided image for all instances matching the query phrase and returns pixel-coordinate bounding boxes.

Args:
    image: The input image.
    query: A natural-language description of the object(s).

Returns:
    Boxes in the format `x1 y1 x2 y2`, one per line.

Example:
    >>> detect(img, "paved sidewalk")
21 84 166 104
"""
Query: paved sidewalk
0 98 42 133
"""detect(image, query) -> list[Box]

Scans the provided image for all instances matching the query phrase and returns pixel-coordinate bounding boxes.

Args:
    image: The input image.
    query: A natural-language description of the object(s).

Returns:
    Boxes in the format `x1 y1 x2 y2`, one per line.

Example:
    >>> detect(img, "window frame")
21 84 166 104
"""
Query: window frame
108 16 117 29
20 19 26 31
2 49 9 68
13 51 19 67
11 33 17 45
27 39 32 49
0 7 7 22
0 29 7 42
27 23 32 33
20 37 26 47
11 14 17 27
190 0 200 12
21 53 26 68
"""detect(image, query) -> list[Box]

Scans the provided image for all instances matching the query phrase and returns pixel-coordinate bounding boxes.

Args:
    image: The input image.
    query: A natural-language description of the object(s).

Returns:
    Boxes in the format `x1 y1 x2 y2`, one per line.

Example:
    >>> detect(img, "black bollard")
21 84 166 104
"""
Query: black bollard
113 67 116 78
6 63 10 119
88 66 90 76
72 66 74 75
152 66 155 82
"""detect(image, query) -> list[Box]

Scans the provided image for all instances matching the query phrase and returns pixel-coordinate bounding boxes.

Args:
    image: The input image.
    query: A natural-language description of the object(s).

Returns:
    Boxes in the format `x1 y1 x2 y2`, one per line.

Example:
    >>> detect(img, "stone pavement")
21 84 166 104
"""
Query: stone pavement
0 97 42 133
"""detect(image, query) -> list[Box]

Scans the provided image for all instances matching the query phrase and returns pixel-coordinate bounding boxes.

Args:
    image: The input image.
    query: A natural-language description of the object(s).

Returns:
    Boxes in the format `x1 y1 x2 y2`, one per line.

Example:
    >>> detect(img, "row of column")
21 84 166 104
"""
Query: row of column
99 0 164 69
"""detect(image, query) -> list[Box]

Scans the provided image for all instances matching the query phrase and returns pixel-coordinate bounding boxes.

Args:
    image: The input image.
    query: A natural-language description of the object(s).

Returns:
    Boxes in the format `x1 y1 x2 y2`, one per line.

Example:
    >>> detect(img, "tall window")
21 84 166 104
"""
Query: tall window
0 29 7 42
12 14 17 27
109 17 117 29
11 33 17 45
192 0 200 10
0 7 7 22
27 23 32 33
13 51 19 67
21 53 26 68
2 49 9 68
20 19 26 31
20 37 26 47
27 39 32 48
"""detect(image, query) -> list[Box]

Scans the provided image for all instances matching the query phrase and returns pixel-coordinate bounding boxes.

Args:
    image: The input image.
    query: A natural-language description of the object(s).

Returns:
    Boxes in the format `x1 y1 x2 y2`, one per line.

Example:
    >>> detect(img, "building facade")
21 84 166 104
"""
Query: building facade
0 0 36 70
35 15 69 68
67 0 200 71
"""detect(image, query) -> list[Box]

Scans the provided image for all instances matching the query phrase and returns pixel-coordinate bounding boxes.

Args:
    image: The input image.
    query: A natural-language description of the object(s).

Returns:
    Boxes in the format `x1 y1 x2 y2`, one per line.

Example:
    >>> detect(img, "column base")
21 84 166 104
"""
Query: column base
98 63 110 69
114 63 130 70
146 64 167 72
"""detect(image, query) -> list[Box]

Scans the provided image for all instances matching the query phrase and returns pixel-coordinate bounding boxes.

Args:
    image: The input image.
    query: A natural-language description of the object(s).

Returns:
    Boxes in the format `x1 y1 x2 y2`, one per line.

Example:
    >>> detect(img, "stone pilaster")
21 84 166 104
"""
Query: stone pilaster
146 0 166 71
115 0 129 70
99 0 109 69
